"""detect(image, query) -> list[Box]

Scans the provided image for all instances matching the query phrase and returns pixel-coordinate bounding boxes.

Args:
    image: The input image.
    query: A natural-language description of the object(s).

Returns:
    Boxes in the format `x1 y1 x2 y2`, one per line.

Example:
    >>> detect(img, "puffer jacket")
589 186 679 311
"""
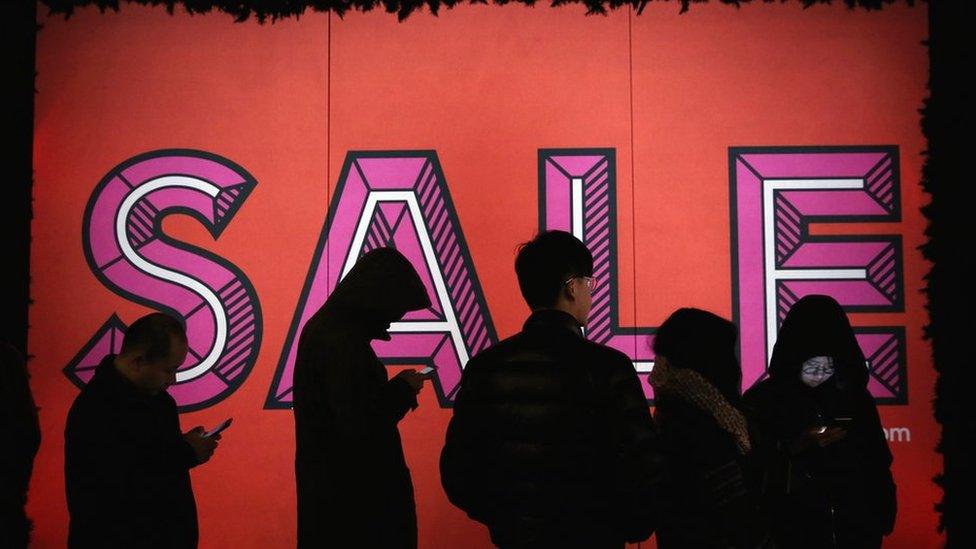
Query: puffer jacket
441 309 664 548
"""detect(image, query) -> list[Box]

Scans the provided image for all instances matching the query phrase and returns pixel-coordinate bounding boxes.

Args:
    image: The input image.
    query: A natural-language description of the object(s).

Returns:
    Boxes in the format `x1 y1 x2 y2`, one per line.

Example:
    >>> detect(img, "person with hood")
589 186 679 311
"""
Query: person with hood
441 231 664 548
649 309 773 549
293 247 431 549
743 295 896 548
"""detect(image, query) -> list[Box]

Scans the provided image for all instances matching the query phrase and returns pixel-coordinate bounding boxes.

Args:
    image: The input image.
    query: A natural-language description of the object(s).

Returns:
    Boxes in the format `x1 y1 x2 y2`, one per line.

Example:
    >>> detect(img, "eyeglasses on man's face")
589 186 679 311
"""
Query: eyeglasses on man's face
564 276 598 292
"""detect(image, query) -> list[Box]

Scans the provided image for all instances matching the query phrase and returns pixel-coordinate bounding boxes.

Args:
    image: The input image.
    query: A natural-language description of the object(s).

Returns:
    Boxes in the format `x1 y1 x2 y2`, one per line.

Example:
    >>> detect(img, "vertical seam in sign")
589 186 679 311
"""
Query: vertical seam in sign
628 6 640 369
326 10 332 294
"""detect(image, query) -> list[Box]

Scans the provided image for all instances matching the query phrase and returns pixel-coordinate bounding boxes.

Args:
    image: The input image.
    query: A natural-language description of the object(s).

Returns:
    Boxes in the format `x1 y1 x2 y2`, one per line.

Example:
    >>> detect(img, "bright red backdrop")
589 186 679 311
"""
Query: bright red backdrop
30 2 935 547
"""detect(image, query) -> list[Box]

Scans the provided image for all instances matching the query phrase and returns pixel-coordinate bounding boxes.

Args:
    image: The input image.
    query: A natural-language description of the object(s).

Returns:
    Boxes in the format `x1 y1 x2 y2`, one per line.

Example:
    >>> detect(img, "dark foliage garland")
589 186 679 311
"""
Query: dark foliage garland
922 2 971 547
41 0 913 22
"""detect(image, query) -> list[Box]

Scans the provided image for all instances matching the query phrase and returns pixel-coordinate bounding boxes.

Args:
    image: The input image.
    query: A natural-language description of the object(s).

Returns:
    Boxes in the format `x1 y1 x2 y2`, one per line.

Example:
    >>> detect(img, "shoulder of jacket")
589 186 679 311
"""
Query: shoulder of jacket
583 341 637 371
467 332 526 362
66 387 113 426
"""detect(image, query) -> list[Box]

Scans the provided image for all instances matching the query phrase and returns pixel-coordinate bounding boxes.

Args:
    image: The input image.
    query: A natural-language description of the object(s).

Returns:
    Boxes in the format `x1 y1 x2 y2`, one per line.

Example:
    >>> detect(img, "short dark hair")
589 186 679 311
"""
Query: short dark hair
515 230 593 309
120 313 187 363
653 308 741 402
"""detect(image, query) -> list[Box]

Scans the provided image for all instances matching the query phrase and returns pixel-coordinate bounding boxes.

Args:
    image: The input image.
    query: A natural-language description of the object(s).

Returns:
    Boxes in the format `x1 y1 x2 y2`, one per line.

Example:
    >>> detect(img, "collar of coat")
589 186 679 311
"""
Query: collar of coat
522 309 584 339
89 354 157 405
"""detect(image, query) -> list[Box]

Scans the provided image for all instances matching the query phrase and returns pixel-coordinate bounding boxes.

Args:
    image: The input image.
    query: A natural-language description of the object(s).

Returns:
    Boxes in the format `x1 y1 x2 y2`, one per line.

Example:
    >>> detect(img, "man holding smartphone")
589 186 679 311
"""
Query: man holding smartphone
65 313 220 548
293 248 431 549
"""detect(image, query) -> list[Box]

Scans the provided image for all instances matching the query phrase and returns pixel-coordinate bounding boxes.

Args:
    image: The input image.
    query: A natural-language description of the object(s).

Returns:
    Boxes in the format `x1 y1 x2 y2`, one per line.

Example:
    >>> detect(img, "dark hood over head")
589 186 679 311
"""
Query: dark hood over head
321 247 431 338
767 294 868 387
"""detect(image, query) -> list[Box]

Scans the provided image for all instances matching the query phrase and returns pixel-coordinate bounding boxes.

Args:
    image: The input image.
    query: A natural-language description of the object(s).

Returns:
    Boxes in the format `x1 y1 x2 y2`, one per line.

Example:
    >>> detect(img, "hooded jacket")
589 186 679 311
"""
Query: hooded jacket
743 295 896 547
293 248 431 549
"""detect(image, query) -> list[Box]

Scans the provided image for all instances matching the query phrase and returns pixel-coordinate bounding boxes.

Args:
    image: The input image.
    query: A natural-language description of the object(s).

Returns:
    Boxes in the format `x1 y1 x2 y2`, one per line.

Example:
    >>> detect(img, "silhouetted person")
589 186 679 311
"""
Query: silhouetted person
1 342 40 548
65 313 219 548
293 248 431 549
649 309 773 549
743 295 896 548
441 230 664 548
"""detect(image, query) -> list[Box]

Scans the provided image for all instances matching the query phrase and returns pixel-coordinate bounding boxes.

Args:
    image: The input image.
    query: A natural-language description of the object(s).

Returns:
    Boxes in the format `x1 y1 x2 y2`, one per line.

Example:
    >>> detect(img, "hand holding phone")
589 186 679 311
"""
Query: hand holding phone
393 369 425 392
795 424 847 453
204 418 233 438
418 366 436 377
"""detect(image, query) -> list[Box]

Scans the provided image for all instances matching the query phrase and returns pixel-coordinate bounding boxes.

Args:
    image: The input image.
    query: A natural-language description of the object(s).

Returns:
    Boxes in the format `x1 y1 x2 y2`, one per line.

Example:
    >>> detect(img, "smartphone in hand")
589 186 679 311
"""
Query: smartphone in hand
418 366 436 377
204 418 233 438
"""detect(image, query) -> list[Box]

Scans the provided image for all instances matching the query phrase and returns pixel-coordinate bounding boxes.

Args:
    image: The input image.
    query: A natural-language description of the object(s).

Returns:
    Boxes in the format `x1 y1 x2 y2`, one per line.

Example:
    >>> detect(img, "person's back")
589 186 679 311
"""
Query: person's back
441 231 663 548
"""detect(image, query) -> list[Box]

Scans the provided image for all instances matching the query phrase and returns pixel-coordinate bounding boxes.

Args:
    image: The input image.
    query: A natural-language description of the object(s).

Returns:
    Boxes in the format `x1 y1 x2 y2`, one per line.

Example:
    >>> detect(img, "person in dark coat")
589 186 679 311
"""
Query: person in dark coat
648 309 773 549
440 231 664 548
65 313 220 549
1 342 41 549
743 295 896 548
293 247 431 549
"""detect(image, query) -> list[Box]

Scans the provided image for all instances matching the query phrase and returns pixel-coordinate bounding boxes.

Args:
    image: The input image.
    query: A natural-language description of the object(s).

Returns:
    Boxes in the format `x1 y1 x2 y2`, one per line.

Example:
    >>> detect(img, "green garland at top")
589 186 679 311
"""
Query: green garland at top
41 0 915 22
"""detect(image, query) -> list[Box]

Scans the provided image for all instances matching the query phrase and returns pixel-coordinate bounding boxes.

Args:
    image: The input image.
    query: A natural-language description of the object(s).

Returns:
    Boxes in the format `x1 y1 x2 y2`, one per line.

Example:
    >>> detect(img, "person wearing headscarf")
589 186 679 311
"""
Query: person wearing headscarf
0 342 41 548
293 247 432 548
649 309 773 549
743 295 896 548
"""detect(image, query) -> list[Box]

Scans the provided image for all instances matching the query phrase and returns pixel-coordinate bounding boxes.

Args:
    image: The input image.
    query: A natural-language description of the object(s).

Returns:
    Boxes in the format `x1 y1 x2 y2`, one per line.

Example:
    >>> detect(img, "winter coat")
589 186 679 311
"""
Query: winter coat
743 295 896 548
441 309 664 548
650 308 773 549
65 355 200 548
293 248 431 549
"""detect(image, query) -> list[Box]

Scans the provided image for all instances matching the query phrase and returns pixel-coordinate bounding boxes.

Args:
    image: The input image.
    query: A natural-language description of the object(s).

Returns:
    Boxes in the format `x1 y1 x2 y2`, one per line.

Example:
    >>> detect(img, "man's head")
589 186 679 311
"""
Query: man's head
115 313 188 395
515 230 595 325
